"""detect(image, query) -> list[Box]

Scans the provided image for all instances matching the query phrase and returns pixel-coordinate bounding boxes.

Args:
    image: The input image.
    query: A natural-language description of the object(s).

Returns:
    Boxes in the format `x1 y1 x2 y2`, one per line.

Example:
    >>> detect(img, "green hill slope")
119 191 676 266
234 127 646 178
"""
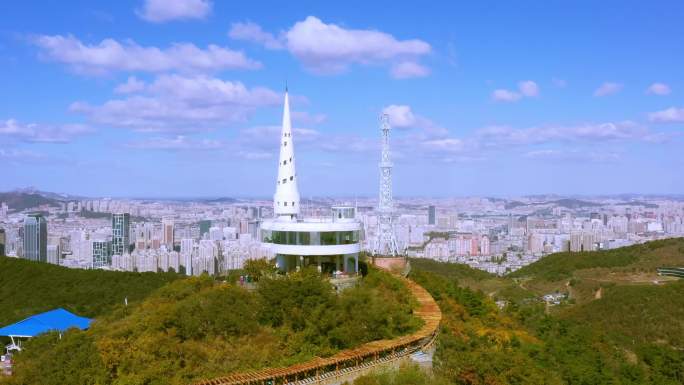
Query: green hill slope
563 280 684 349
391 240 684 385
0 256 180 325
509 238 684 282
2 266 421 385
409 257 494 281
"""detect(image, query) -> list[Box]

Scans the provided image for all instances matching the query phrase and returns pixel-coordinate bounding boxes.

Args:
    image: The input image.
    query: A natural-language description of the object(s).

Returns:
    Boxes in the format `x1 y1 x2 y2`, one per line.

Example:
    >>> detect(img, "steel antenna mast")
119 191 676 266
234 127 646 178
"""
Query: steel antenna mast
373 114 399 257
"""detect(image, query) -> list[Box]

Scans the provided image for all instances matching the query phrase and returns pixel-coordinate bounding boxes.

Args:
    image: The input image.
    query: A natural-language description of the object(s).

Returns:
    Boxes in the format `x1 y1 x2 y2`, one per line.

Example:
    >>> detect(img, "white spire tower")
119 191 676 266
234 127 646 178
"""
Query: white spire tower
273 88 300 220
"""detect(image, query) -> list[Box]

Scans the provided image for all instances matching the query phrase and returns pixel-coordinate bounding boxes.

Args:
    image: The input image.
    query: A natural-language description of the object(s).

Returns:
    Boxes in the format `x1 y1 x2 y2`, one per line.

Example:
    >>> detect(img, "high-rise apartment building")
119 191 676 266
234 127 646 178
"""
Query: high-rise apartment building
112 213 130 255
23 213 47 262
162 218 174 249
428 205 436 225
92 241 111 268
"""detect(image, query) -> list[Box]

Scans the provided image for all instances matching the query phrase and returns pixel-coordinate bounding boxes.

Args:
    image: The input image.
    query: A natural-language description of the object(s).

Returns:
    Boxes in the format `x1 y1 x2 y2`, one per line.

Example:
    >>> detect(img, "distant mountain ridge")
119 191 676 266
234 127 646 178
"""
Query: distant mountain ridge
504 198 601 210
0 192 62 212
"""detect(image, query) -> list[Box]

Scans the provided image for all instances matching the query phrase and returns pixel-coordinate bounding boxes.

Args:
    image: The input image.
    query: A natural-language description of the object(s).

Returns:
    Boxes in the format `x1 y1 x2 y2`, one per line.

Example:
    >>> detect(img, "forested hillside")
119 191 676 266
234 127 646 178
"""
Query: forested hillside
510 237 684 281
350 239 684 385
2 266 421 385
3 239 684 385
0 256 180 325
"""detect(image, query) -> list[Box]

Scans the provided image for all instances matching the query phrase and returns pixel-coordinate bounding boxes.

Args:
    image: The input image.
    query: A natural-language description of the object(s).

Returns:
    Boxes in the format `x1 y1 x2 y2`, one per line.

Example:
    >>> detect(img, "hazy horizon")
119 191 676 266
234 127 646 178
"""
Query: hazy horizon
3 186 684 202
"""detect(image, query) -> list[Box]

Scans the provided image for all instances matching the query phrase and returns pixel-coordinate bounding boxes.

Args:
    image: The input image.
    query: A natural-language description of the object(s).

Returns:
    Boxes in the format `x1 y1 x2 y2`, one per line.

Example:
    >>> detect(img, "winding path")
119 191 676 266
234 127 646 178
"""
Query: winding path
194 275 441 385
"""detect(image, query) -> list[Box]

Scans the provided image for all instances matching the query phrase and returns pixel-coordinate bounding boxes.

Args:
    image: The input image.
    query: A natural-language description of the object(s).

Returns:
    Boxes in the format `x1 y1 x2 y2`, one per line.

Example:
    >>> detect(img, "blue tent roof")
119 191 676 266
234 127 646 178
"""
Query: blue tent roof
0 308 92 337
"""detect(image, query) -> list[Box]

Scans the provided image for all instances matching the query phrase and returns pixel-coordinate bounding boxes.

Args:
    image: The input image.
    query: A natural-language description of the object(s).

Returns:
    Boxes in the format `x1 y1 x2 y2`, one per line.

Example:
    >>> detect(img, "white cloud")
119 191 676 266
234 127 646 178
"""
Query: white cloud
146 74 280 105
285 17 430 75
231 125 325 159
594 82 623 97
137 0 212 23
126 126 323 158
379 104 472 161
646 83 671 96
518 80 540 97
115 76 146 93
390 61 430 79
492 89 522 102
230 17 431 77
476 121 665 145
382 105 417 128
648 107 684 123
33 35 260 75
420 138 465 153
381 104 448 137
226 106 668 165
228 21 284 49
0 119 93 143
491 81 539 102
71 75 281 132
126 135 223 150
235 124 382 157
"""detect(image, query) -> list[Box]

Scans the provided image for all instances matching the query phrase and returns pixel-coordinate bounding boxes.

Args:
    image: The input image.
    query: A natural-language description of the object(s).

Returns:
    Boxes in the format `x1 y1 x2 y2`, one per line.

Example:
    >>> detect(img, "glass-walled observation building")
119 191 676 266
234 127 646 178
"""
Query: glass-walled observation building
261 206 362 273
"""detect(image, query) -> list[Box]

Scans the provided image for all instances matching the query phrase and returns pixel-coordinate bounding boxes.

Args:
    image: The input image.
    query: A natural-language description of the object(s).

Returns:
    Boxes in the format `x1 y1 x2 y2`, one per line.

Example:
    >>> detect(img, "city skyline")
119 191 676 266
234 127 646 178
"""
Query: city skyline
2 1 684 197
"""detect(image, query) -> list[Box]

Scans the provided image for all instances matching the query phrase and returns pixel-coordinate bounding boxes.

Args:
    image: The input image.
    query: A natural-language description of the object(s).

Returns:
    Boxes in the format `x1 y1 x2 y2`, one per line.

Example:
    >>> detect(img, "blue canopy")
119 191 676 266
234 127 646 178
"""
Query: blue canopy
0 308 92 338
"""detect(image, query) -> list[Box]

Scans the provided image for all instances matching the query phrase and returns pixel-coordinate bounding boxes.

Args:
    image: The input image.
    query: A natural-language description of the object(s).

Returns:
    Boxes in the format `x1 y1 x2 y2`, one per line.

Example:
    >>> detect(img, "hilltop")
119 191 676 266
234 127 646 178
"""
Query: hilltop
3 240 683 385
1 264 422 385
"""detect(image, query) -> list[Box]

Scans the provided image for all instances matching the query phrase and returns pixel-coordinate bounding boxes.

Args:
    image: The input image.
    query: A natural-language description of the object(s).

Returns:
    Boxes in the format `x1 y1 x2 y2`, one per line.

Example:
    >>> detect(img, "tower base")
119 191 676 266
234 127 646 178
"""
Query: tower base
372 256 407 272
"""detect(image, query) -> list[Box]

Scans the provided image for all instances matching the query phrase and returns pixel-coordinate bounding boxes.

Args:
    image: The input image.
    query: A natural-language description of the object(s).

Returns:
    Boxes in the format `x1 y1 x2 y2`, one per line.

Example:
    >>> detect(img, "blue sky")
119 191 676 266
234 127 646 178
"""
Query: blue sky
1 0 683 198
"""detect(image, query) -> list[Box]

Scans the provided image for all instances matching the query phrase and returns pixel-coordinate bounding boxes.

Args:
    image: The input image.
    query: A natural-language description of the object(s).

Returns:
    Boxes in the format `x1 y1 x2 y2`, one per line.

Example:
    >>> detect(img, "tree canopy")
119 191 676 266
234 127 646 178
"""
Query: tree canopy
2 267 421 385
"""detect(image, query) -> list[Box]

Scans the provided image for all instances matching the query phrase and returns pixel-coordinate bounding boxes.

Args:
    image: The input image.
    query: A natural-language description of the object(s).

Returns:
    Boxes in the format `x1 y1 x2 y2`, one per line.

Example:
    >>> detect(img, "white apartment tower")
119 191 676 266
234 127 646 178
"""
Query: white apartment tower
162 218 174 249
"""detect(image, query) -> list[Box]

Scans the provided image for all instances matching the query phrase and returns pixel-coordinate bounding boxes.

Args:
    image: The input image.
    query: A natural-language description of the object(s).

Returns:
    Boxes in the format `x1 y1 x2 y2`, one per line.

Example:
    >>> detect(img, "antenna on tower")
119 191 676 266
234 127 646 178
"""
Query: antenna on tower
373 113 400 257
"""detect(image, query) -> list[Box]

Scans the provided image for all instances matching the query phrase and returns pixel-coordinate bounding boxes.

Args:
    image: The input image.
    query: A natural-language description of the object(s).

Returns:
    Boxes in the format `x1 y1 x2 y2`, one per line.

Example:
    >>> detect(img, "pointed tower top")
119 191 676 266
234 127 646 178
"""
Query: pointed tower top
273 89 300 219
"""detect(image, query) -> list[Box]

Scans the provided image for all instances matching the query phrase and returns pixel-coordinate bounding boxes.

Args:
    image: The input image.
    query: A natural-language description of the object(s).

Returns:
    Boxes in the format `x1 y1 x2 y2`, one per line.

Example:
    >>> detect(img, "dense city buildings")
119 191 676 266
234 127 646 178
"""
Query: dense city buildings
1 193 683 277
